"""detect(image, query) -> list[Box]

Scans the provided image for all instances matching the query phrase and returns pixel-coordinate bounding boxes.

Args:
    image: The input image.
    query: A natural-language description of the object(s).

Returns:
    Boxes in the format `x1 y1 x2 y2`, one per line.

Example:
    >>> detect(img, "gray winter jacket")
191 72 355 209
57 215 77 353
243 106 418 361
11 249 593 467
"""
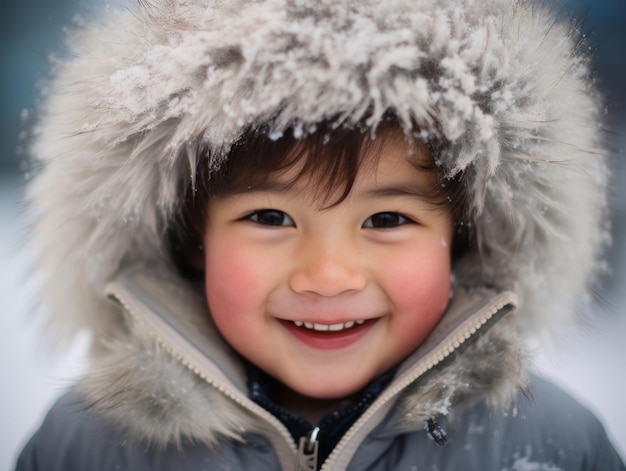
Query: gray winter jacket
16 267 626 470
16 0 624 469
17 379 626 471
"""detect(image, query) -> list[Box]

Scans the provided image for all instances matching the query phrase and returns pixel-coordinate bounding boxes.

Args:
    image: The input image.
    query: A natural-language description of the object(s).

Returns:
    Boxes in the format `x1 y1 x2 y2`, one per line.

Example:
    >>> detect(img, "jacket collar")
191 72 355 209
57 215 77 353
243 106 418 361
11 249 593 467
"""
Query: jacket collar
77 264 527 468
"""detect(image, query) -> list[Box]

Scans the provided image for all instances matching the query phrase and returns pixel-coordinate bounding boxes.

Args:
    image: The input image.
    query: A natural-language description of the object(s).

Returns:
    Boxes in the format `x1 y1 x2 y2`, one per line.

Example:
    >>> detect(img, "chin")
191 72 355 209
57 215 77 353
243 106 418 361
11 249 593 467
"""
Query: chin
287 378 370 400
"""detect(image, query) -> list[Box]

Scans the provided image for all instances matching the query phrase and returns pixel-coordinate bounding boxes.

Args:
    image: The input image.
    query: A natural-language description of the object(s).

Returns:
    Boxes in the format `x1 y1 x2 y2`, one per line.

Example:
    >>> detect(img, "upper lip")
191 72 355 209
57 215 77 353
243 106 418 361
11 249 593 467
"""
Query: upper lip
291 319 367 331
276 315 382 325
270 302 387 324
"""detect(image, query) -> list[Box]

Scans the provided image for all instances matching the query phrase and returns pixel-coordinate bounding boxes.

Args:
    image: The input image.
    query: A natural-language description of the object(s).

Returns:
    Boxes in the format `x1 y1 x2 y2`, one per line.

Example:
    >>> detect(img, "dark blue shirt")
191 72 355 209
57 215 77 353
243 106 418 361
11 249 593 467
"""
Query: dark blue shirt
246 362 396 467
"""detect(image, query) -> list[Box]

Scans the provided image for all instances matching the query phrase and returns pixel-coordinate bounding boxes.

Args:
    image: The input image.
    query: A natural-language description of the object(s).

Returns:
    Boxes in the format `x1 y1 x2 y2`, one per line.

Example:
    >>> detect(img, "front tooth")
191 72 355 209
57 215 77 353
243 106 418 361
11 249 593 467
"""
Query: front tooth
304 322 314 329
313 323 329 331
343 321 354 329
328 323 345 331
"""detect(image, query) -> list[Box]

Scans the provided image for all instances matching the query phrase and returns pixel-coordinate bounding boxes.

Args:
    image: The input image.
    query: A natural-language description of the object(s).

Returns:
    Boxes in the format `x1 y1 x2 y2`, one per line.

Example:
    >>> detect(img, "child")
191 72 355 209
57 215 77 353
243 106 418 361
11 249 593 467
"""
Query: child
16 0 625 470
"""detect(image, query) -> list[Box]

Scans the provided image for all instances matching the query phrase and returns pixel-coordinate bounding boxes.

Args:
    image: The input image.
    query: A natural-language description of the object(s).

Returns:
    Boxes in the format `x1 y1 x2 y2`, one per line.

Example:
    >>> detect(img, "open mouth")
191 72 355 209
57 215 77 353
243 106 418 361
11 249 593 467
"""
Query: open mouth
280 318 377 349
291 319 365 332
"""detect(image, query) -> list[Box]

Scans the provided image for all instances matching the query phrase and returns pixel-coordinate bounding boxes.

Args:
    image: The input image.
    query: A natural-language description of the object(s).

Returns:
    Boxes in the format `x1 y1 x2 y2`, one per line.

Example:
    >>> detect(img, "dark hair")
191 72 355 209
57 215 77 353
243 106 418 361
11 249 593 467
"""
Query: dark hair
168 118 470 278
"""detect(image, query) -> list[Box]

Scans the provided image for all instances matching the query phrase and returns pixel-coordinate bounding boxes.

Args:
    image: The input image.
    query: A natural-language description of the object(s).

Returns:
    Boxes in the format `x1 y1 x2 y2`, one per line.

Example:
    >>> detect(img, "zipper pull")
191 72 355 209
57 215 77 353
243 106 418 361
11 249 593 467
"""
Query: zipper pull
426 418 448 446
296 426 320 471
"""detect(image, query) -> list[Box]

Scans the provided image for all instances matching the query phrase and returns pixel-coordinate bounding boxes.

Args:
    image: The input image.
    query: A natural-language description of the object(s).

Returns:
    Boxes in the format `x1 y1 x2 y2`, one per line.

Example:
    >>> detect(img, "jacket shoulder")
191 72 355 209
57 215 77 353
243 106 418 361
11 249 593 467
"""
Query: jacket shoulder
352 374 625 471
16 390 136 471
15 390 283 471
451 374 626 470
510 374 625 470
14 391 198 471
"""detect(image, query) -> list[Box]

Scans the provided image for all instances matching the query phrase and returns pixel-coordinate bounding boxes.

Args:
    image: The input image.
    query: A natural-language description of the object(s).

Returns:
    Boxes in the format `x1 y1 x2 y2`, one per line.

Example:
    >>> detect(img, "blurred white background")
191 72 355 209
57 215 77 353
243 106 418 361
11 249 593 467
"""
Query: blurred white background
1 0 625 469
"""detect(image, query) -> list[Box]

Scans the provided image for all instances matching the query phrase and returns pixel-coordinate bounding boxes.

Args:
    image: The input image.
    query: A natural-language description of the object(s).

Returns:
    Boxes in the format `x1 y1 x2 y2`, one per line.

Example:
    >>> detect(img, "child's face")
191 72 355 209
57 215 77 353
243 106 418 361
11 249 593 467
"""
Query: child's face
203 134 454 400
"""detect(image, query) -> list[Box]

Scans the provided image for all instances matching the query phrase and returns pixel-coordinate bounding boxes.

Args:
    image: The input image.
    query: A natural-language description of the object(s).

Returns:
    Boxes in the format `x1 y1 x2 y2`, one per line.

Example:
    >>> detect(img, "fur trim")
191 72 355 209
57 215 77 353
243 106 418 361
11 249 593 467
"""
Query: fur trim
29 0 608 346
401 314 529 426
78 319 253 448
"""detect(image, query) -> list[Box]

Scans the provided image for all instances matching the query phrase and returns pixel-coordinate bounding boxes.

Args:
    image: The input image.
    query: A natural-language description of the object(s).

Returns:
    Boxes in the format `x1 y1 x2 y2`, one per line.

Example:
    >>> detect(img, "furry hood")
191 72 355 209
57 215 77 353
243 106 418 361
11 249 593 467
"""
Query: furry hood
27 0 607 448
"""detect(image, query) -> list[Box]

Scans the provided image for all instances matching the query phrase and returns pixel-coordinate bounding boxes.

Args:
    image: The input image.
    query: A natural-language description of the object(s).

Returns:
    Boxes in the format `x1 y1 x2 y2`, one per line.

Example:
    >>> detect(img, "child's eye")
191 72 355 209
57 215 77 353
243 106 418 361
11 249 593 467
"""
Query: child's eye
362 212 411 229
248 209 295 227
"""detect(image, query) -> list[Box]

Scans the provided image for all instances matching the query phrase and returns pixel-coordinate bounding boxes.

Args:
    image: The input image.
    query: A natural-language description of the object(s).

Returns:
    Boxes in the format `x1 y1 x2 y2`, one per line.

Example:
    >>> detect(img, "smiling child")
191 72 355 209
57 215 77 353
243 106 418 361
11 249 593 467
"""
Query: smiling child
16 0 625 470
201 126 454 404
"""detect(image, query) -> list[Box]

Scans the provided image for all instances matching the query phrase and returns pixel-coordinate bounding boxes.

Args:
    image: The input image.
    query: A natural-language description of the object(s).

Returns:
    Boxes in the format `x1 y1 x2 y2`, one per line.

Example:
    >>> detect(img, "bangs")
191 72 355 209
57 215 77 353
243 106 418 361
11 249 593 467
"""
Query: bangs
205 121 400 209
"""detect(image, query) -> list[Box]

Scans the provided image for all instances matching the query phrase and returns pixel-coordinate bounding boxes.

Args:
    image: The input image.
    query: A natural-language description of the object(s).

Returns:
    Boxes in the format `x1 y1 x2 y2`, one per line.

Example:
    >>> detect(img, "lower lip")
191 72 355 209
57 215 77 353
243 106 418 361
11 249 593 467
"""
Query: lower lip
280 319 377 350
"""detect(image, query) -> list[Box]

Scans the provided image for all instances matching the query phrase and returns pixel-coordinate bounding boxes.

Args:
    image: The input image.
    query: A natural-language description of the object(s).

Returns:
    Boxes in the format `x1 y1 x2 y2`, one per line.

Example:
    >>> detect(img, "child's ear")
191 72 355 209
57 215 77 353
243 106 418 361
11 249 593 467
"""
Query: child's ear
170 237 205 278
189 245 205 272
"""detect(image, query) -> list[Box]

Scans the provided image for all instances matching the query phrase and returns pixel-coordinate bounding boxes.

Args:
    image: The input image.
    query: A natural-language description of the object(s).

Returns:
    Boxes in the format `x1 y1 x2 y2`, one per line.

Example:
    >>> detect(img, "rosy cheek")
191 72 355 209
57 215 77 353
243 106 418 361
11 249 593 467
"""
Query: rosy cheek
387 249 451 324
204 237 266 335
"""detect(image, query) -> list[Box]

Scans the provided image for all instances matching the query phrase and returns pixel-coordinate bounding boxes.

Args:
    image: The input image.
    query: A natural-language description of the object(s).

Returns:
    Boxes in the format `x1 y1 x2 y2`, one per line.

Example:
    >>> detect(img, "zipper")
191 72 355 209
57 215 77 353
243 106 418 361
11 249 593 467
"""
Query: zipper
319 291 516 471
105 282 298 467
296 426 321 471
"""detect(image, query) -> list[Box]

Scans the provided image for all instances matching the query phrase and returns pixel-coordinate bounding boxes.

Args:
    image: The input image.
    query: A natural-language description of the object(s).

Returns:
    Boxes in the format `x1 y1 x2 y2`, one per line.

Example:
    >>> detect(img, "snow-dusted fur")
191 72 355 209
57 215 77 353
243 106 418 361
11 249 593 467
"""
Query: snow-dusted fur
401 315 529 426
77 313 252 447
27 0 607 447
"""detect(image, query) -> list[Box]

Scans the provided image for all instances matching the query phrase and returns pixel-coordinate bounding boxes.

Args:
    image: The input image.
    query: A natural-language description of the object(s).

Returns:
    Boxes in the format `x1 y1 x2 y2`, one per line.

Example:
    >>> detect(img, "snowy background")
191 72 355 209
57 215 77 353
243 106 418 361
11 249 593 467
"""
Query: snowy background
1 0 625 469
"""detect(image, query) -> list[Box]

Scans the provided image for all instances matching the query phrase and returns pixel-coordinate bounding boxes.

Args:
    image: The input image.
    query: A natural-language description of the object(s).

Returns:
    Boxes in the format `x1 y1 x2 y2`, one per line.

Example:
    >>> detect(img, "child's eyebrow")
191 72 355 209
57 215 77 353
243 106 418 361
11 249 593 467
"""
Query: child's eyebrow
228 180 295 195
226 181 437 202
364 183 434 201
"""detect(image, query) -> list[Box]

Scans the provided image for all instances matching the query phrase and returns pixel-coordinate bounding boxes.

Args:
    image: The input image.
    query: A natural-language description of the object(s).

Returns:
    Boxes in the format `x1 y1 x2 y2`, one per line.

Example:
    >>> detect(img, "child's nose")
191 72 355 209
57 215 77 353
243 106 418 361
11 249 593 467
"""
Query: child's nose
288 237 368 296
